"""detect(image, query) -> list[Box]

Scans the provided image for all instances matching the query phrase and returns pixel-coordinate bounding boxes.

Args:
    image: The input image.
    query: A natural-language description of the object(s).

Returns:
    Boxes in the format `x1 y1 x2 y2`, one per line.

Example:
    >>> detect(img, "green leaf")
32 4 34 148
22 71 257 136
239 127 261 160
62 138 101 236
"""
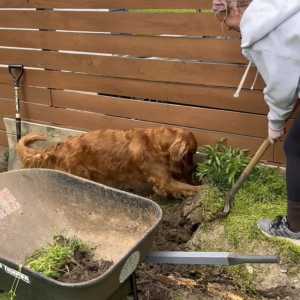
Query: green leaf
205 145 215 152
228 170 236 183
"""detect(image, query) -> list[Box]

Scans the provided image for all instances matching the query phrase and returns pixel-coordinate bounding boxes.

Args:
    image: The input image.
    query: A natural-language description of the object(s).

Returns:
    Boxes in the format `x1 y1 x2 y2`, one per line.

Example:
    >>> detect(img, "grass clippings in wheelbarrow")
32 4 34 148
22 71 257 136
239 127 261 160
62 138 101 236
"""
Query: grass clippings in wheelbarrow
25 234 114 283
0 290 11 300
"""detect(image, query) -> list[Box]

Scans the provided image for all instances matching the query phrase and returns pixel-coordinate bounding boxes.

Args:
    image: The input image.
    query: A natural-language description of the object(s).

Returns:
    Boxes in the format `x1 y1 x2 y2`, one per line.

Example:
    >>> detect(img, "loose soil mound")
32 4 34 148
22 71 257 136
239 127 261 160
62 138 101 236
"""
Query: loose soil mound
58 248 114 283
119 184 250 300
135 201 206 300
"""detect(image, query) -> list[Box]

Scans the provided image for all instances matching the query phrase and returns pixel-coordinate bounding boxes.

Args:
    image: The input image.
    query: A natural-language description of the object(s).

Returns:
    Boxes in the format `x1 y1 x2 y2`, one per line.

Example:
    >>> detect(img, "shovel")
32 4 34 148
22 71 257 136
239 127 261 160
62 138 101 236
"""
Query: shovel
7 64 24 171
218 137 271 216
218 100 299 217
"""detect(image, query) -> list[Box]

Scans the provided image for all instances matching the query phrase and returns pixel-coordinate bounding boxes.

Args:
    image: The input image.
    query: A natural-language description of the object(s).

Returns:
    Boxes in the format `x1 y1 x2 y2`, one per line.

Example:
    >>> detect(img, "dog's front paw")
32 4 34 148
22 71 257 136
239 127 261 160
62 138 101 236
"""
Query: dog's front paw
189 185 201 196
194 185 202 193
179 186 201 199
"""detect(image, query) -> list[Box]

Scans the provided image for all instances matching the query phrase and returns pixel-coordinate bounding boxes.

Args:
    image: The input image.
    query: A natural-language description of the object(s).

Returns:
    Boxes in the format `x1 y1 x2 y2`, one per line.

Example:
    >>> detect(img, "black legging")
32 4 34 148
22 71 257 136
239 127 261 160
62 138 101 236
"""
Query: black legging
284 112 300 203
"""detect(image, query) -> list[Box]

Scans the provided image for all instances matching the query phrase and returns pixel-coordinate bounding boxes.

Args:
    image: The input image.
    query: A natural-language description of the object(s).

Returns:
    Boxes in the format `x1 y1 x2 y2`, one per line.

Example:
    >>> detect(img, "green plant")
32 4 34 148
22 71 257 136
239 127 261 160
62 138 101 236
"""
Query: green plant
0 292 11 300
25 235 89 279
196 138 252 192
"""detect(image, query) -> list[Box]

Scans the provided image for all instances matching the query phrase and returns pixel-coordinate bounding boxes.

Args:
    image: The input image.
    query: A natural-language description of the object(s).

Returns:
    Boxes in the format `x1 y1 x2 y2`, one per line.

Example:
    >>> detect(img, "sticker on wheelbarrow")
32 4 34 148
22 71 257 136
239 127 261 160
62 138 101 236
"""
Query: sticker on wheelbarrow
0 188 21 219
0 263 31 284
119 250 140 284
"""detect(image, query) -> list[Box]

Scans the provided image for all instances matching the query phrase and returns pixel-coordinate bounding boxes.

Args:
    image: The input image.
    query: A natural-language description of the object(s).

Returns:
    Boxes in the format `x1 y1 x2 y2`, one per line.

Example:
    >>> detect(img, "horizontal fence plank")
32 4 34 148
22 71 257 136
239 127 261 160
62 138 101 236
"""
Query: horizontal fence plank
0 30 246 63
59 85 269 115
52 89 269 138
0 118 5 130
0 11 239 37
0 83 51 105
0 98 274 161
0 0 212 9
0 68 268 115
0 49 265 89
0 130 8 147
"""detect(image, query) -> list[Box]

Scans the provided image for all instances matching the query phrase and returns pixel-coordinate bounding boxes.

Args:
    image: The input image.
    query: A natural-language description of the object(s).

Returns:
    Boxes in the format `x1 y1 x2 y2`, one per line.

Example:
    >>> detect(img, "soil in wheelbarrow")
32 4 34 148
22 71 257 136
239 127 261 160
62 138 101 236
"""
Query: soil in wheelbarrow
57 248 113 283
25 235 114 284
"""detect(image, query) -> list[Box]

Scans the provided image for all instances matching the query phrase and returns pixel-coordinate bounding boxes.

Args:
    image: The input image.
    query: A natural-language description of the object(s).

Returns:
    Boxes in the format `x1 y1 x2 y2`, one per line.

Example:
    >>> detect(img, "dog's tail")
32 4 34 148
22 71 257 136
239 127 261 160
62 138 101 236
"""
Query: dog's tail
15 133 53 168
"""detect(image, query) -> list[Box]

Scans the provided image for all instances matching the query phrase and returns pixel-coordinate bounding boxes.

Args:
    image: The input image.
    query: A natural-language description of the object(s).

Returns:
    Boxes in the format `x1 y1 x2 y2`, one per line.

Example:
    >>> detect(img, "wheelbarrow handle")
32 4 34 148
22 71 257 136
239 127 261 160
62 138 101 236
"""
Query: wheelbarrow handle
8 65 24 87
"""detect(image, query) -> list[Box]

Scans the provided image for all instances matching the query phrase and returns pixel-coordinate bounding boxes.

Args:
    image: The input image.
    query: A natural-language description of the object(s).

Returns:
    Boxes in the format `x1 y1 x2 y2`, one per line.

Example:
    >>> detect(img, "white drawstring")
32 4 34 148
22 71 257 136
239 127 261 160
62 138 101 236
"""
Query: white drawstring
251 69 259 90
233 61 252 98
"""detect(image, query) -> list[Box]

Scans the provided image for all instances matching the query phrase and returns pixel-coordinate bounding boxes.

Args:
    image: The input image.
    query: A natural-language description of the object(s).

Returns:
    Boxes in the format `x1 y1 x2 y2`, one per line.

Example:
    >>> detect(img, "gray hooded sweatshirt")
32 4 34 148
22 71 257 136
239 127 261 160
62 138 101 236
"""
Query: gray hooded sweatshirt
240 0 300 130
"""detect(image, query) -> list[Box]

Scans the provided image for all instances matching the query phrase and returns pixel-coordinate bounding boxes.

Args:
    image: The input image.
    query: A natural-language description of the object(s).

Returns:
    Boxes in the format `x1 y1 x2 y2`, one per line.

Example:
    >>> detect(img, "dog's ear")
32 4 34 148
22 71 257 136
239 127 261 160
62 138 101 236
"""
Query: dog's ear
169 135 189 162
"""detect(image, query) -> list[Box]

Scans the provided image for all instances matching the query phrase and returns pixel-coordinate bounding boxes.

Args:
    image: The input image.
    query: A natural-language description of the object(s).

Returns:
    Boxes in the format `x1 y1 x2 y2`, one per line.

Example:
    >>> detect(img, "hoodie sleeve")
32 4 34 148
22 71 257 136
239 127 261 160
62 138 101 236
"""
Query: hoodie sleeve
242 49 299 130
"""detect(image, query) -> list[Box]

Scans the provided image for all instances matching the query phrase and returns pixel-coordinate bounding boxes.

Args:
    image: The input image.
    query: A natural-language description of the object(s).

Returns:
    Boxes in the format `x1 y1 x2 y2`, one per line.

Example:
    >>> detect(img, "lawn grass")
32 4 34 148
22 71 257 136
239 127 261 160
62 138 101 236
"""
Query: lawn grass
194 140 300 293
196 140 300 263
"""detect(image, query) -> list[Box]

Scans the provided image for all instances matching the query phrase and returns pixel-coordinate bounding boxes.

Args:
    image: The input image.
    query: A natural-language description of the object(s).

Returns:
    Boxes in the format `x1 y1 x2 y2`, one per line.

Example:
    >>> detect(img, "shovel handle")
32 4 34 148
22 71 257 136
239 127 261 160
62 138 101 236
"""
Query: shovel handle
8 65 24 87
244 138 271 175
8 65 24 142
220 100 300 216
220 137 272 215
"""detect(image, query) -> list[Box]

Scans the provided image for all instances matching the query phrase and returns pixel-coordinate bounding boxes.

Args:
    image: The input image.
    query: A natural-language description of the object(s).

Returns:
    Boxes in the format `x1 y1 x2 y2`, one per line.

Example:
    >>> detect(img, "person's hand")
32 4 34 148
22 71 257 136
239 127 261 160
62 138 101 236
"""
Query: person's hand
268 122 286 144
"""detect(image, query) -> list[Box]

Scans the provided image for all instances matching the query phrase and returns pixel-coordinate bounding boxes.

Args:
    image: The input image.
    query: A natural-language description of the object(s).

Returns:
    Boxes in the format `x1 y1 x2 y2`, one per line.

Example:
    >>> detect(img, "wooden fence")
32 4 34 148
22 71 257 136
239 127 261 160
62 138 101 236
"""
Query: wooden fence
0 0 292 165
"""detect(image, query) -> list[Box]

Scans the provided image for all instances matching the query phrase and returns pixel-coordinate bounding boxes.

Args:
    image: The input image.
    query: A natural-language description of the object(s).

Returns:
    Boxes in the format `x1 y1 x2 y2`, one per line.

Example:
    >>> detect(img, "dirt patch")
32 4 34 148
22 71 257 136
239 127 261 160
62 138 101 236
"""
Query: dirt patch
57 248 113 283
118 184 251 300
188 222 300 300
0 163 7 173
135 205 204 300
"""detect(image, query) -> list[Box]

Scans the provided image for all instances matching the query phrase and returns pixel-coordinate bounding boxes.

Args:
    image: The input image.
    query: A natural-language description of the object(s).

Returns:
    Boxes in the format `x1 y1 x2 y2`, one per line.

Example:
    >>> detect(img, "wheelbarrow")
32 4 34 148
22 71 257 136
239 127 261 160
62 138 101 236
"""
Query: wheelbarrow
0 169 279 300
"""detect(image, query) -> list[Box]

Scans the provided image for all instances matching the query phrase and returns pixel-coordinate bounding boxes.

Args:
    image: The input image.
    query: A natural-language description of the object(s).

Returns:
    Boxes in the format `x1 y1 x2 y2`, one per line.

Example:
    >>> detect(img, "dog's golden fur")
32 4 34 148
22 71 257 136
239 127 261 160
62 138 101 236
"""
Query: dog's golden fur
15 127 201 198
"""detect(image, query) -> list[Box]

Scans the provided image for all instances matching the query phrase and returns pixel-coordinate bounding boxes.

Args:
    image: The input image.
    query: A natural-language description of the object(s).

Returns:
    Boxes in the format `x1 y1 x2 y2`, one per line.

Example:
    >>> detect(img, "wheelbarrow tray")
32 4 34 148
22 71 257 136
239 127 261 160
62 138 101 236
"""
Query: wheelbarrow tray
0 169 162 300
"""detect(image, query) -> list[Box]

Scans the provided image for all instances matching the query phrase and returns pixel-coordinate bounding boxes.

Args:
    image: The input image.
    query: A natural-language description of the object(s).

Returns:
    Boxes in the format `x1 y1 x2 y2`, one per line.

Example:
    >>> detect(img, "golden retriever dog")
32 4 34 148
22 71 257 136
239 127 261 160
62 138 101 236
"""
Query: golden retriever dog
15 127 201 198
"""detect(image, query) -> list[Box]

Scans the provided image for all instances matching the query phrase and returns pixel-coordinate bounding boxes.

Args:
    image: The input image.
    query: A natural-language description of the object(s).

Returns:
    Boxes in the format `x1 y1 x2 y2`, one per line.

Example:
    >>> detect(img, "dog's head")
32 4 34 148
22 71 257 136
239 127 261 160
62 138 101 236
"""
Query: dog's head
155 127 198 176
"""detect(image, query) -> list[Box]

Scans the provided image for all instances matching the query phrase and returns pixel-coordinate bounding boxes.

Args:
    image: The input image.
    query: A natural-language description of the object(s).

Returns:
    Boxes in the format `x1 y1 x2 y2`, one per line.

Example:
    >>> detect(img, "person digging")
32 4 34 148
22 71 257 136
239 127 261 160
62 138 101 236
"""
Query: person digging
212 0 300 245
